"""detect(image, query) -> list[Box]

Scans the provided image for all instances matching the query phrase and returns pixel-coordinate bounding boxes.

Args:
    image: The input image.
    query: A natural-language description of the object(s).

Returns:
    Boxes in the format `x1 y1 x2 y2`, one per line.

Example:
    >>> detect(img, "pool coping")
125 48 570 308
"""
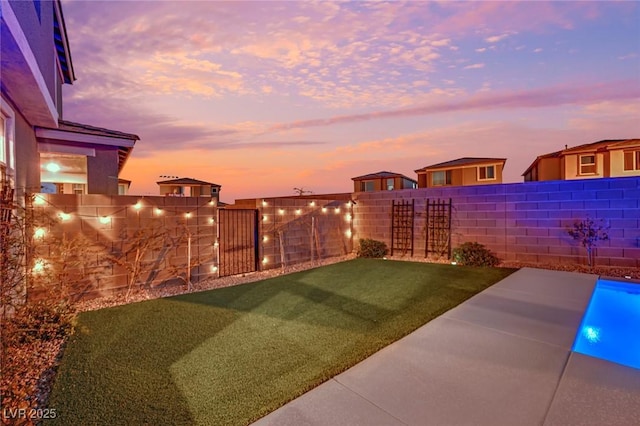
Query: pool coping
254 267 640 425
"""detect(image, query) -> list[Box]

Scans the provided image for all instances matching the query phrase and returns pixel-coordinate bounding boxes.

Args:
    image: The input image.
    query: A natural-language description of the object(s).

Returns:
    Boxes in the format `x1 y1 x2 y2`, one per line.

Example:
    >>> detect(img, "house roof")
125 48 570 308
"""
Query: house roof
521 139 640 176
415 157 506 172
351 171 417 183
156 177 221 187
36 120 139 173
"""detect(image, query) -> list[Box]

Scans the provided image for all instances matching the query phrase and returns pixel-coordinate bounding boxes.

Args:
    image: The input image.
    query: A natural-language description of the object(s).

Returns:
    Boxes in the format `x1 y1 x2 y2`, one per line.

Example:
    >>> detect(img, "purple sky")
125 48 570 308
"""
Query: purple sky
60 0 640 202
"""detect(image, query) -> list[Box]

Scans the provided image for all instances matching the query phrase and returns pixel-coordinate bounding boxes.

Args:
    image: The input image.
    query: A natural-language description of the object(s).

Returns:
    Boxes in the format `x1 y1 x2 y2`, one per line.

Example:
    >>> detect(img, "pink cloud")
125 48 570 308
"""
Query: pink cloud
266 80 640 133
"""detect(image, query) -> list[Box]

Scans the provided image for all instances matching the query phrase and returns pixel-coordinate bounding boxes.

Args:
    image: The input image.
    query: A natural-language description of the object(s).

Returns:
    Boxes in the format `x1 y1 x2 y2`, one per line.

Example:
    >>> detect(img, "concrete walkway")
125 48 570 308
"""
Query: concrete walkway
253 267 640 426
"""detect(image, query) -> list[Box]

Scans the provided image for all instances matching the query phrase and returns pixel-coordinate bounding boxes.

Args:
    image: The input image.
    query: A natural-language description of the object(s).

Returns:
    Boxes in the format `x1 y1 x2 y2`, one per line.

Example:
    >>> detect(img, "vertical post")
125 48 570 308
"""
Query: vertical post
310 216 315 262
410 199 415 257
390 200 395 256
187 234 192 290
254 209 259 272
447 198 452 260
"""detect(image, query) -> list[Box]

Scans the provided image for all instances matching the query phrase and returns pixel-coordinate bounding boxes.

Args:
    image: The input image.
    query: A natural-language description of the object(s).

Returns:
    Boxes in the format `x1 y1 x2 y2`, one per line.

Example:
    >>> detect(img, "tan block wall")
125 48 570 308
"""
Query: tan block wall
352 177 640 268
30 194 217 300
251 197 354 270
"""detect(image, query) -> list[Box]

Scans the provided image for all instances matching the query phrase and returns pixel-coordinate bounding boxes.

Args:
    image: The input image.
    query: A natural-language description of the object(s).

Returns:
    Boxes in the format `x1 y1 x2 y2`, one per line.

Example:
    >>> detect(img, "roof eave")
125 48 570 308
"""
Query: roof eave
53 0 76 84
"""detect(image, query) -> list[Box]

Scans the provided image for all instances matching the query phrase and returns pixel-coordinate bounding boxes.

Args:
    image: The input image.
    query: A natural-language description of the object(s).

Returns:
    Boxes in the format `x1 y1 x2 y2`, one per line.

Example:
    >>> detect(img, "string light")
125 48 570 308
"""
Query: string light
133 201 142 210
309 201 315 207
334 207 340 214
32 259 47 274
262 257 268 264
99 216 111 224
295 209 301 215
58 212 71 221
262 215 268 222
155 208 163 215
263 235 269 242
262 200 268 207
345 229 352 237
345 214 352 222
322 207 327 213
278 209 285 215
209 217 215 224
211 265 218 273
185 212 192 218
34 228 46 238
33 196 45 205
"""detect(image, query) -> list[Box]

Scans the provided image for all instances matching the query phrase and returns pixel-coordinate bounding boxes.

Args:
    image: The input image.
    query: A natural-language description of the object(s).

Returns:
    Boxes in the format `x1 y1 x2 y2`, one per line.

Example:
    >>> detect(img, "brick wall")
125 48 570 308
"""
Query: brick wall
352 177 640 267
30 194 218 300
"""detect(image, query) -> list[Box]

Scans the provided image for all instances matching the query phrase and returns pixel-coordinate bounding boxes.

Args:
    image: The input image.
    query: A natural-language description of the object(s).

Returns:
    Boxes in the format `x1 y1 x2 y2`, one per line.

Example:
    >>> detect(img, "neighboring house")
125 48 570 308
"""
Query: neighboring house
37 120 138 195
415 157 506 188
1 0 138 197
523 139 640 182
118 178 131 195
157 177 221 201
352 171 418 192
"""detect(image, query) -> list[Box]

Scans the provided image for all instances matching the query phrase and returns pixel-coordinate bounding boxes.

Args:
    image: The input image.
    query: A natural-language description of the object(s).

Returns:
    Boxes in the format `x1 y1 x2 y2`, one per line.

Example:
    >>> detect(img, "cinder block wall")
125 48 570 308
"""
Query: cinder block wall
30 194 218 300
251 197 354 270
353 177 640 267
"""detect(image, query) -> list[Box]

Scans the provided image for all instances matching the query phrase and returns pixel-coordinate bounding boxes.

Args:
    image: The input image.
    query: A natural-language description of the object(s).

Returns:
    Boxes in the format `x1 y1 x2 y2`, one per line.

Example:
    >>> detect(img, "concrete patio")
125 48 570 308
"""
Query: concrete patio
254 267 640 425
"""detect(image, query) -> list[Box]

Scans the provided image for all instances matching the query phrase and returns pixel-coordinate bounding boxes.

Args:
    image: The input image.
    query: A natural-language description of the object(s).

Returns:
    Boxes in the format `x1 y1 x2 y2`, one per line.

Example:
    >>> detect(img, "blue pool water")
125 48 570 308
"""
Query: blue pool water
572 279 640 370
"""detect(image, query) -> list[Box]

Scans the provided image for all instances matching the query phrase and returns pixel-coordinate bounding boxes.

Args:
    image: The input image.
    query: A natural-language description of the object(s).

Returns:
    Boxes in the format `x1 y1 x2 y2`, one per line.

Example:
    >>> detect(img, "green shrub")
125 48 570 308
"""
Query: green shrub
452 242 500 267
357 238 388 258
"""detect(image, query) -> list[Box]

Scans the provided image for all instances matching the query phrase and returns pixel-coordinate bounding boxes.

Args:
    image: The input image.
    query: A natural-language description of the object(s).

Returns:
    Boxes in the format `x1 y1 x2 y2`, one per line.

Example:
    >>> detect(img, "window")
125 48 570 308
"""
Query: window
403 178 417 189
432 170 452 186
624 151 640 171
72 184 86 195
386 178 394 190
0 100 16 187
360 181 375 192
579 155 596 174
478 165 496 181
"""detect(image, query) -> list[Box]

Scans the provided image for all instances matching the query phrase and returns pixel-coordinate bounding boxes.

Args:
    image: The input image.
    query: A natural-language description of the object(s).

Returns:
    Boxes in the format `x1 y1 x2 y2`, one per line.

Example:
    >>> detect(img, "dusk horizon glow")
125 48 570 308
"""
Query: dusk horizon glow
60 0 640 202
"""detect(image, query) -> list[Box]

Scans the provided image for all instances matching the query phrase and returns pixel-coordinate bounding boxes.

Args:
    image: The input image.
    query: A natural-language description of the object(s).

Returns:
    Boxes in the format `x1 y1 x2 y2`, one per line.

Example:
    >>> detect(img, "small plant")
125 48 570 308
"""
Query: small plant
357 238 388 258
452 242 500 267
567 217 609 269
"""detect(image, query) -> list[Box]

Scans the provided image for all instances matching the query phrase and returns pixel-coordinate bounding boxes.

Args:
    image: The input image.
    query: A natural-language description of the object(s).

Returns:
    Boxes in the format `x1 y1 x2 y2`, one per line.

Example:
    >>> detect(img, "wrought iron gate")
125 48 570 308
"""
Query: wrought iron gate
425 198 452 259
217 208 259 277
391 199 414 256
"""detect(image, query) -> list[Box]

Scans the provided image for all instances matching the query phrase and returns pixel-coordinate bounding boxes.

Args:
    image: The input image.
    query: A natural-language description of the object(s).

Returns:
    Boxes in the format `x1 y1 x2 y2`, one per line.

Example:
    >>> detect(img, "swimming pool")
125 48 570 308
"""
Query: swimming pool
572 278 640 370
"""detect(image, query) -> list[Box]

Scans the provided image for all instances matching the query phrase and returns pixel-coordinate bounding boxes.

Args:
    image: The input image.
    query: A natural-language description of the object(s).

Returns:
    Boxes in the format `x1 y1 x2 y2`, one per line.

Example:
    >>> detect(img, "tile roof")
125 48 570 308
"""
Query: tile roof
351 171 417 182
415 157 506 172
156 177 221 186
57 120 139 140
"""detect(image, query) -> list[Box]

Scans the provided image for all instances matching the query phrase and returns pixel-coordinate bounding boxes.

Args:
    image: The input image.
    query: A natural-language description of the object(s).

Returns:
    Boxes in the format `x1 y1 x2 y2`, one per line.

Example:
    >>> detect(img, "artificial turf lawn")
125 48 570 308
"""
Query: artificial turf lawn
48 258 516 425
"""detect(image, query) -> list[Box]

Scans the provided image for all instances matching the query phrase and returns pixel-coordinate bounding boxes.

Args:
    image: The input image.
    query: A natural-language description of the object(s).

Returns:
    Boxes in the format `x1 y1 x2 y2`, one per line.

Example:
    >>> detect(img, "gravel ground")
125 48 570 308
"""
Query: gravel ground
75 254 358 313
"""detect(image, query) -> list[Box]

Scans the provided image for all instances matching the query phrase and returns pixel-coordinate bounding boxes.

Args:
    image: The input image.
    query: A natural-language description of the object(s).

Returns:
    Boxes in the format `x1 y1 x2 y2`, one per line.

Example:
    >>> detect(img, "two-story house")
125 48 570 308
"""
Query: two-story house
1 0 138 197
415 157 506 188
352 171 418 192
523 139 640 181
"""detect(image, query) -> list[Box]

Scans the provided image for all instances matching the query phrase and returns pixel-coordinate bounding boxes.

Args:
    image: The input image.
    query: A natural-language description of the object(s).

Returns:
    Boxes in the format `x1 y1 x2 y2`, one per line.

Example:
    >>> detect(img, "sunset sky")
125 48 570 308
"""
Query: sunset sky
60 0 640 202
